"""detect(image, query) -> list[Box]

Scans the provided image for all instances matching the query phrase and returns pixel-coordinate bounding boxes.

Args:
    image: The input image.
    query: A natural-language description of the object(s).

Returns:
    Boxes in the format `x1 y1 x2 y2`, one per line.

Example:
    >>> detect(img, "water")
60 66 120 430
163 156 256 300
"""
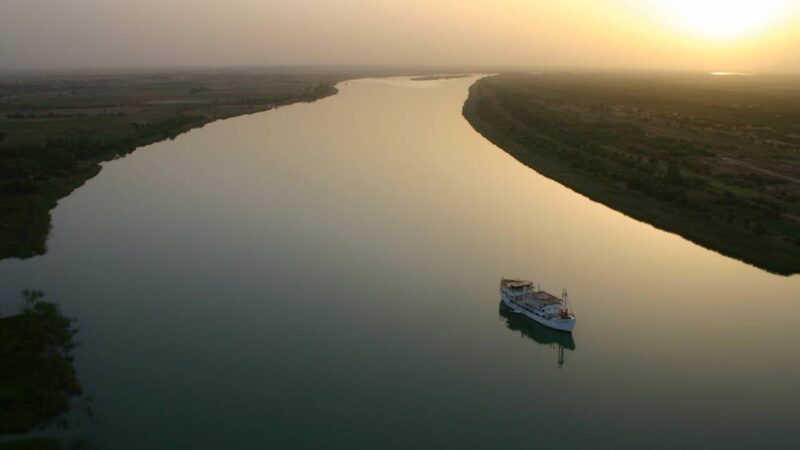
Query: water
1 77 798 449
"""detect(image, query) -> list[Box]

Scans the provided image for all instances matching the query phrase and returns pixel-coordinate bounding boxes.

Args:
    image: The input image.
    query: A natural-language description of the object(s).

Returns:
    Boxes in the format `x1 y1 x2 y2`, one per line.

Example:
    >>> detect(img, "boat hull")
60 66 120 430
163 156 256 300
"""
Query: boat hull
501 293 576 333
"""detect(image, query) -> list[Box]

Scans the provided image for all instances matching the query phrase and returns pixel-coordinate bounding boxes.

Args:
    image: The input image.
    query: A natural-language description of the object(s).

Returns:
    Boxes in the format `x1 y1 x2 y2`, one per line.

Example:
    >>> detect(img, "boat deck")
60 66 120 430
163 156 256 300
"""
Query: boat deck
501 278 563 305
524 291 562 304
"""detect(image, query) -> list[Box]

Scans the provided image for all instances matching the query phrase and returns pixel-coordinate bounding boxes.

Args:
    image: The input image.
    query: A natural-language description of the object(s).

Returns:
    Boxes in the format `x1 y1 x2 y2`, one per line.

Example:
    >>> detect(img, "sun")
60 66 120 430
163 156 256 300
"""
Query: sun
658 0 787 39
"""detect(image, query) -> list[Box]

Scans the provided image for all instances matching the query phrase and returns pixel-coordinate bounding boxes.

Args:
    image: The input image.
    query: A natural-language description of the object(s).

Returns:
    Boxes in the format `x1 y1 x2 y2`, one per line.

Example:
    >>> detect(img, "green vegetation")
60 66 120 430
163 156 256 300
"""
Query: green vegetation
464 73 800 275
0 291 80 435
0 71 346 260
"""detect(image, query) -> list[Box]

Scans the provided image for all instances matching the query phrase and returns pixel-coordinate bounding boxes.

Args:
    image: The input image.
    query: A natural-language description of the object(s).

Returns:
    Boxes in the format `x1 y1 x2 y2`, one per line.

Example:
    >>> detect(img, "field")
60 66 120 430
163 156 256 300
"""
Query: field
464 73 800 275
0 70 347 260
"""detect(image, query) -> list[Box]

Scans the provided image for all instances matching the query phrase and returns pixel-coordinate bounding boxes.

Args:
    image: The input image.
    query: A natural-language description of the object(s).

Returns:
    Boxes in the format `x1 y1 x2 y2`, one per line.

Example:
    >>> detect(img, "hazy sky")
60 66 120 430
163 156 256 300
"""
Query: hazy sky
1 0 799 72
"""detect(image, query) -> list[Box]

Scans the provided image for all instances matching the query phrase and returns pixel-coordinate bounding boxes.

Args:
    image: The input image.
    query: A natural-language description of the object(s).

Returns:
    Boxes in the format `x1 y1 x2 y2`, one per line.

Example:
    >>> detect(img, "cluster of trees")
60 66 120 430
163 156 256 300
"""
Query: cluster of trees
7 111 127 119
303 83 337 99
0 290 81 434
7 112 88 119
1 137 96 195
621 161 690 205
189 86 211 95
131 115 204 140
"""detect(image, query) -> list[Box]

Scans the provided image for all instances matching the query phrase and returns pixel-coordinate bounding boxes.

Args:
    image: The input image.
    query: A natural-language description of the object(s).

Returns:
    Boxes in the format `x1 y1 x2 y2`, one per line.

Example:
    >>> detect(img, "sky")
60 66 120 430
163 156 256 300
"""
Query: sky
1 0 799 73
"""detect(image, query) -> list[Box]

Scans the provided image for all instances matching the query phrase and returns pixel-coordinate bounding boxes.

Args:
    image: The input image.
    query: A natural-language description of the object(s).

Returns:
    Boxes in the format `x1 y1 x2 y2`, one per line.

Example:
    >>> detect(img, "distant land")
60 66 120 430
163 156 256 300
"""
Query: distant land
411 74 471 81
464 73 800 275
0 71 348 260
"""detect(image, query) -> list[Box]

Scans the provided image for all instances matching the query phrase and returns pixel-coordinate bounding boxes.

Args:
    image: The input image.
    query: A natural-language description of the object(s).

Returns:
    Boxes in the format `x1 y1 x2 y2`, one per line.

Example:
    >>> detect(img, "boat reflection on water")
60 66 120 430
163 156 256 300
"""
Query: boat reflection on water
498 301 576 368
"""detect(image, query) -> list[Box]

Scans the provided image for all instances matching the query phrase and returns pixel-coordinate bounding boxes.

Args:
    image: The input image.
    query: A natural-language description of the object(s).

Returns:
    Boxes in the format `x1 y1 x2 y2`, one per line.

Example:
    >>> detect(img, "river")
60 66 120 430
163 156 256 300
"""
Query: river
1 76 798 449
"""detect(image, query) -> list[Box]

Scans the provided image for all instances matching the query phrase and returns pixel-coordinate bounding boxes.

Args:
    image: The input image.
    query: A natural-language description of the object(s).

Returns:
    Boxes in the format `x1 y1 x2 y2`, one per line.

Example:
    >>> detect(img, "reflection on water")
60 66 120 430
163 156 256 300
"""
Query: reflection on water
498 301 575 368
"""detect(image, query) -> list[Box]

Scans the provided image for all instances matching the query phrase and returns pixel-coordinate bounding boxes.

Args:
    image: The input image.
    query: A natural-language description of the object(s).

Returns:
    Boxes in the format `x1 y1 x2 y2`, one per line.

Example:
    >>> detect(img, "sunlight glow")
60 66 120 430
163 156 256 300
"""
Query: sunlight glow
657 0 788 39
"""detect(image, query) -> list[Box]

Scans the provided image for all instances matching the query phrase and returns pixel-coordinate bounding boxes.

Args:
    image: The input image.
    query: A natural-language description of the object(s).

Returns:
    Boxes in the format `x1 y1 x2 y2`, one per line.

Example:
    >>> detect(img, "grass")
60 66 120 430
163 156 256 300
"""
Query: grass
463 73 800 275
0 70 348 261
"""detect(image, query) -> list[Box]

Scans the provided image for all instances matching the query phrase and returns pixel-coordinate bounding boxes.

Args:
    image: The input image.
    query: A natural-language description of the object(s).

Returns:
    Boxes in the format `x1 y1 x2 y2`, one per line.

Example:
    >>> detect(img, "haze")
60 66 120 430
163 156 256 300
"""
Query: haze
1 0 800 72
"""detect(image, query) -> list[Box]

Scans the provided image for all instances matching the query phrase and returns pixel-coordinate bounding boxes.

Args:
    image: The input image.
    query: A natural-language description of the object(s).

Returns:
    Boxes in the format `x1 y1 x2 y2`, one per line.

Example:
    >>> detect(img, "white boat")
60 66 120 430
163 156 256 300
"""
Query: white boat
500 277 576 333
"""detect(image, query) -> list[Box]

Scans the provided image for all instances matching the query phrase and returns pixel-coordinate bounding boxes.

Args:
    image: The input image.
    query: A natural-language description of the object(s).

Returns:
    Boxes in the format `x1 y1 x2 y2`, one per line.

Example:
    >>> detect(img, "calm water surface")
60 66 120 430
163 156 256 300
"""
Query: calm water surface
1 77 799 449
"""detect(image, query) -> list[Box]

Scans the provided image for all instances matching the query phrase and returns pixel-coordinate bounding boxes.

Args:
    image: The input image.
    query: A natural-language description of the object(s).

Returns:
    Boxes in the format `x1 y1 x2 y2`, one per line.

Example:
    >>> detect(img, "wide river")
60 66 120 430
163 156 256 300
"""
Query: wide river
1 77 799 449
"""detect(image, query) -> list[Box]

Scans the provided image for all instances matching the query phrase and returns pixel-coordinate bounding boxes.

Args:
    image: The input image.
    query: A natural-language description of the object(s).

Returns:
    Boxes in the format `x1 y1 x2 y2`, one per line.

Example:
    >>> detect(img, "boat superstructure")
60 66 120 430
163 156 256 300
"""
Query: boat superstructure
500 277 576 332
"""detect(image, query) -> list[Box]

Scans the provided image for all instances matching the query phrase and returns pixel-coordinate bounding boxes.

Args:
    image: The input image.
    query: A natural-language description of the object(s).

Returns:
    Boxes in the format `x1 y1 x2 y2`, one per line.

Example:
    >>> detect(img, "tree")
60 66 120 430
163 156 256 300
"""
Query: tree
664 161 683 186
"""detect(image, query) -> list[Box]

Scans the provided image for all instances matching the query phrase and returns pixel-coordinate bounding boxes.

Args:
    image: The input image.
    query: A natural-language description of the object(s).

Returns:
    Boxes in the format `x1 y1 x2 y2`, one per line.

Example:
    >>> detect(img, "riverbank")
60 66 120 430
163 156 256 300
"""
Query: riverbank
0 71 347 261
463 73 800 275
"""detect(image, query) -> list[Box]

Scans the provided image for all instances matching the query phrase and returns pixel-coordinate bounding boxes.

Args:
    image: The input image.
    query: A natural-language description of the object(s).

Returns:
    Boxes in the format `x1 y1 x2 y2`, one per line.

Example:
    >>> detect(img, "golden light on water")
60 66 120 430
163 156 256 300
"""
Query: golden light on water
709 72 750 76
654 0 789 39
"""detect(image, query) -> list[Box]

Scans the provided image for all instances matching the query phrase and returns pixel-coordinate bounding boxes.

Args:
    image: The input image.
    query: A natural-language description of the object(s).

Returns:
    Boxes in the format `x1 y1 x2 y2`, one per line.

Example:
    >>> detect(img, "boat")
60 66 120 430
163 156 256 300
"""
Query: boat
500 277 576 332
